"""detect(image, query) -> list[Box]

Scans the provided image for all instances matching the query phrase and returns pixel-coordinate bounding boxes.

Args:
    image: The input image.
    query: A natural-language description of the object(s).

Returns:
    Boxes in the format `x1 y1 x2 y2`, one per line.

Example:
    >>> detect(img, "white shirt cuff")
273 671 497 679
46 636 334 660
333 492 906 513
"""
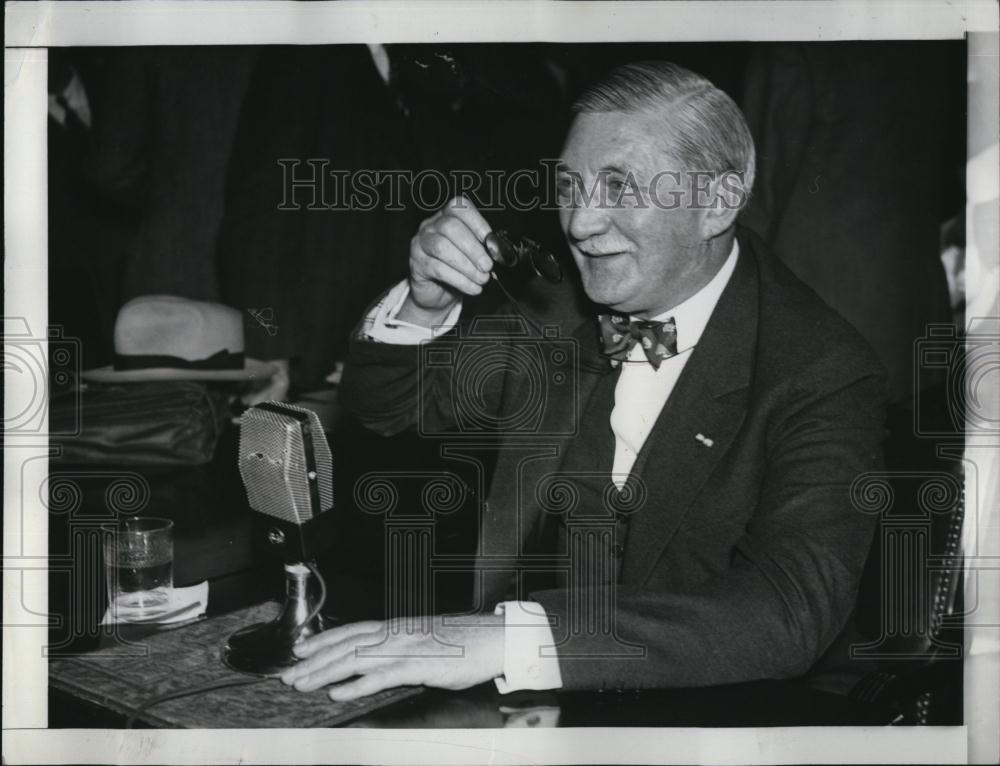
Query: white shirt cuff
360 280 462 345
493 601 563 693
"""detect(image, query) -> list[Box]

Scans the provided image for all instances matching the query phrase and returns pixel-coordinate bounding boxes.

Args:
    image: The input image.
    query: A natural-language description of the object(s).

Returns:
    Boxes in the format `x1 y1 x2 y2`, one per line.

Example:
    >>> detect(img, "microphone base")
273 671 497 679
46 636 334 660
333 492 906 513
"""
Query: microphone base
222 562 328 677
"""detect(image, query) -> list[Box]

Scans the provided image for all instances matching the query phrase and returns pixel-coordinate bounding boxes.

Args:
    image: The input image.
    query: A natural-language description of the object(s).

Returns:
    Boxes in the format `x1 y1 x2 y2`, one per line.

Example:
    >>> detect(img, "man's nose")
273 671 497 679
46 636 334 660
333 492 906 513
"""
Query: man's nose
564 198 611 242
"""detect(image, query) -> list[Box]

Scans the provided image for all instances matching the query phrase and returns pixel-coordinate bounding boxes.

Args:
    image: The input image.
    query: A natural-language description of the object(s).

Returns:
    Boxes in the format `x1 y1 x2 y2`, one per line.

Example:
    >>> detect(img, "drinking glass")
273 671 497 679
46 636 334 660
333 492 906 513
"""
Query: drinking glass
103 516 174 619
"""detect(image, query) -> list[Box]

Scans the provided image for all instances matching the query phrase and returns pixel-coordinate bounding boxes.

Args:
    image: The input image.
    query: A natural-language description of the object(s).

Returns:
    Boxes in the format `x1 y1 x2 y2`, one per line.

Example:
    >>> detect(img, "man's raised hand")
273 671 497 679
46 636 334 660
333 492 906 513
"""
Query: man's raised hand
398 196 494 327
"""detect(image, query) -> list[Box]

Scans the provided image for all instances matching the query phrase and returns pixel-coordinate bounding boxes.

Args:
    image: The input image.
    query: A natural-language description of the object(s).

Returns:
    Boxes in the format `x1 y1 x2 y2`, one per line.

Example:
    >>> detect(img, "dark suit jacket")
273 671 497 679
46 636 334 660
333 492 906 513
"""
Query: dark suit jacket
341 229 888 691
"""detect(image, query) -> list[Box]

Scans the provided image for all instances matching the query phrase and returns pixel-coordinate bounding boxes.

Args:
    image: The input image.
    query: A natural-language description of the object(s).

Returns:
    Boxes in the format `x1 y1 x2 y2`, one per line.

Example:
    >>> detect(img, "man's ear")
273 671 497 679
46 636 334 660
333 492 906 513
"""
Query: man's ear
700 171 747 239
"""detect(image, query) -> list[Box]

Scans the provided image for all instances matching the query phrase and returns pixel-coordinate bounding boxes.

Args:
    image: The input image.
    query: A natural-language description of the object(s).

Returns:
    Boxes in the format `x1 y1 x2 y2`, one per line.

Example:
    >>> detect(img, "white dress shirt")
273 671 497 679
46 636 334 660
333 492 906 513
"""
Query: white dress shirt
361 240 740 692
610 241 740 487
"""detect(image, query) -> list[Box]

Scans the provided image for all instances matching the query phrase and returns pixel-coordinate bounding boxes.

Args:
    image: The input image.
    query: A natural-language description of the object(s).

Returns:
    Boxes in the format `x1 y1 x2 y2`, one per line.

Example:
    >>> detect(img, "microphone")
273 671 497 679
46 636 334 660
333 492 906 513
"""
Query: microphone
223 402 334 677
238 401 334 562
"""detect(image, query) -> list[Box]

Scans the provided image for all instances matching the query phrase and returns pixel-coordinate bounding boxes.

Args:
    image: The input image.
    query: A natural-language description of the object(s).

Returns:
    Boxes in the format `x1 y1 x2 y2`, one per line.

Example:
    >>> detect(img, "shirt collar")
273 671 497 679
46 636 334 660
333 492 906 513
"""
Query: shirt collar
635 239 740 353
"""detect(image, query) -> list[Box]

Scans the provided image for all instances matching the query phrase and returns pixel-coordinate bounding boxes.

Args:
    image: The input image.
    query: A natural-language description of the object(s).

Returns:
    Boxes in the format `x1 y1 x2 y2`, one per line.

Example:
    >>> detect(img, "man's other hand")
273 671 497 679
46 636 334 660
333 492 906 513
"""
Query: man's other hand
398 196 495 327
279 613 505 701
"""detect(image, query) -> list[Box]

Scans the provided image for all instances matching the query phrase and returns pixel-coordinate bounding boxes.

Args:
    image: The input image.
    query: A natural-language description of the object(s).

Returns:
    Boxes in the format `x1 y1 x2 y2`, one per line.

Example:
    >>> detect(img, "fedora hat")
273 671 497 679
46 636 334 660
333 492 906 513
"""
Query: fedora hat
82 295 277 383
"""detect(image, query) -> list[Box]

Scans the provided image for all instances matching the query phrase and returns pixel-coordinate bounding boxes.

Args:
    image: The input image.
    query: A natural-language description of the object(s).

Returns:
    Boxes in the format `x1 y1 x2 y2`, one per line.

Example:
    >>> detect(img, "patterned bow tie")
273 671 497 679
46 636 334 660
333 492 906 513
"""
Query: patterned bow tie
598 314 678 369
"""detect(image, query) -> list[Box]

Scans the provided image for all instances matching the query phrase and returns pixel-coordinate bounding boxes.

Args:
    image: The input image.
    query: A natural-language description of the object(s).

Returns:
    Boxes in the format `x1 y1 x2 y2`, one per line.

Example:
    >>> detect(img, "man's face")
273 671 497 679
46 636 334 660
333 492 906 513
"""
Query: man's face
557 110 710 318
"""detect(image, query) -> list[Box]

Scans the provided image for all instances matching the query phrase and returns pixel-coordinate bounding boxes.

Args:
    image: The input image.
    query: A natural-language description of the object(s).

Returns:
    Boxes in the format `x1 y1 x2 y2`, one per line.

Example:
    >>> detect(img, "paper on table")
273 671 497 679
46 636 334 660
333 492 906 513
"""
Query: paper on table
101 581 209 626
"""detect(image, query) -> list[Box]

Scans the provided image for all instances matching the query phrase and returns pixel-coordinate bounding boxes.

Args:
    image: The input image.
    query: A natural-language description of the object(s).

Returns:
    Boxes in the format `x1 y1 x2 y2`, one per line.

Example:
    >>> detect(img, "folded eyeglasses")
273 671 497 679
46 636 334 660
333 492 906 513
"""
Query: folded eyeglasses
484 229 563 284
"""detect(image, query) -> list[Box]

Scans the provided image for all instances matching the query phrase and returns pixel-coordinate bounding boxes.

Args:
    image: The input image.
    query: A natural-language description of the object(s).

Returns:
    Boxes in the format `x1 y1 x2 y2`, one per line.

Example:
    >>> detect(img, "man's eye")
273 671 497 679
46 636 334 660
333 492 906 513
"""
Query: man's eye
606 178 630 204
608 177 644 206
556 178 576 204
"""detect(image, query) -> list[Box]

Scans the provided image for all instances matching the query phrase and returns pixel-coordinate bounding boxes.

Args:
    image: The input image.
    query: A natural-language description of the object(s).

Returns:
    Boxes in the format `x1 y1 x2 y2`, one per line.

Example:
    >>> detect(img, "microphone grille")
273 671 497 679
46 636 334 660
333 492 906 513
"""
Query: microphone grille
238 402 333 524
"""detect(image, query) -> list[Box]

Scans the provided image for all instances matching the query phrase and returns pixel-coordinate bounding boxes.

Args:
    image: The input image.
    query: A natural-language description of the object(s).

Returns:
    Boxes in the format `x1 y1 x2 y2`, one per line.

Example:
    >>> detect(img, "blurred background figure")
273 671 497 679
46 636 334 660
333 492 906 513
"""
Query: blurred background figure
217 43 569 402
740 42 964 406
217 45 415 404
48 49 134 370
91 46 260 302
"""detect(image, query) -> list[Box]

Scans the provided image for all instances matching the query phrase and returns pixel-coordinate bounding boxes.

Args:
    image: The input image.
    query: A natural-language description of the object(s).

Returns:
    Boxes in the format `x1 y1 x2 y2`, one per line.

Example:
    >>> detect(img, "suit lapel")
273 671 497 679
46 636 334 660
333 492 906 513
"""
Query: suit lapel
621 244 759 585
510 316 614 537
477 316 613 603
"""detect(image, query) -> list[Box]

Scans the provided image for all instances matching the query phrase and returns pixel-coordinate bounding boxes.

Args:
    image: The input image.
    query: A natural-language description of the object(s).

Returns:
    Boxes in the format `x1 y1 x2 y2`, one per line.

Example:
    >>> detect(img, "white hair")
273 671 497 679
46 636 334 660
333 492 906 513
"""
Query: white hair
573 61 756 209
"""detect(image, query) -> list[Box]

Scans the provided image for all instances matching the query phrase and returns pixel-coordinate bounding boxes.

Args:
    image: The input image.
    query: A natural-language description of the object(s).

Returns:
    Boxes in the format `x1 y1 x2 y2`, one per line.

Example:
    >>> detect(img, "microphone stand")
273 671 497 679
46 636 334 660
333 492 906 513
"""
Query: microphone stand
223 560 328 676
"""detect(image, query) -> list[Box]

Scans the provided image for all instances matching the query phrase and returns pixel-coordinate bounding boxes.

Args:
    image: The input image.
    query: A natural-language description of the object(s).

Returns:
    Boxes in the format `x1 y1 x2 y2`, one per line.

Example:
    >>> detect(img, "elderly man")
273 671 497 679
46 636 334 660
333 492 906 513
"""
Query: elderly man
280 61 887 701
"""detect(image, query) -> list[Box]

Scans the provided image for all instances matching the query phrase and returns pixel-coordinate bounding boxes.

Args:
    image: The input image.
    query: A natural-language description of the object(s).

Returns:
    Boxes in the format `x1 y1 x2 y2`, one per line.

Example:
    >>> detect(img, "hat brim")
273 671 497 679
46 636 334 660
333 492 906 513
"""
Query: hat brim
81 358 278 383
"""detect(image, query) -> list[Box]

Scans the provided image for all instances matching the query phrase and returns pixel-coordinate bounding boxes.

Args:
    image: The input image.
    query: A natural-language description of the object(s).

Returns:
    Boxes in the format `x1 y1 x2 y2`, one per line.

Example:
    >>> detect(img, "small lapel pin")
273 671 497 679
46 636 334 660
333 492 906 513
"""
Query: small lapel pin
695 433 714 448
